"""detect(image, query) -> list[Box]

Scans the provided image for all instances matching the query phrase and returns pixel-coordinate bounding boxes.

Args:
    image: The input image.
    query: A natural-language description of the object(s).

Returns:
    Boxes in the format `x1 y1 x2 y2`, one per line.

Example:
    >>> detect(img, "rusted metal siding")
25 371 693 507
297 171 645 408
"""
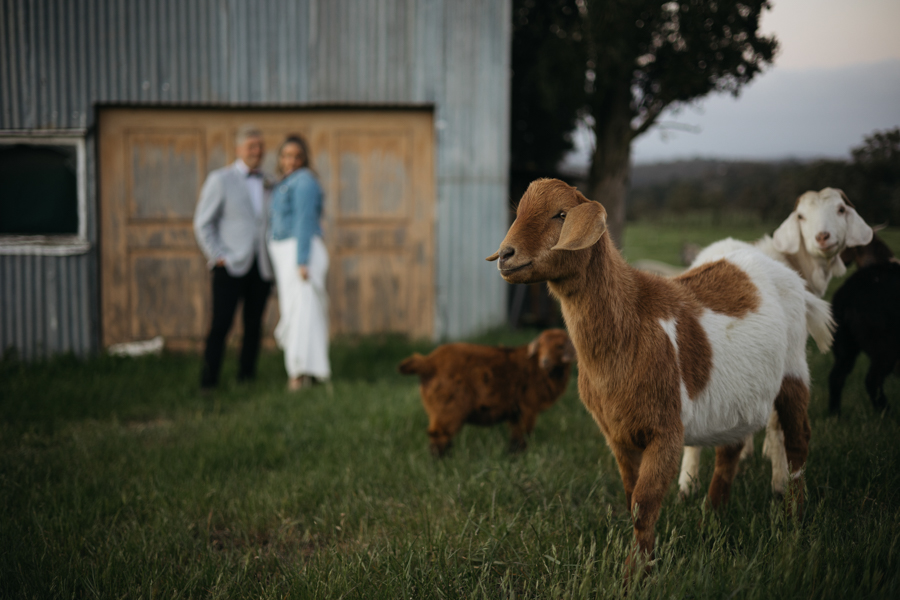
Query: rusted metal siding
0 0 510 354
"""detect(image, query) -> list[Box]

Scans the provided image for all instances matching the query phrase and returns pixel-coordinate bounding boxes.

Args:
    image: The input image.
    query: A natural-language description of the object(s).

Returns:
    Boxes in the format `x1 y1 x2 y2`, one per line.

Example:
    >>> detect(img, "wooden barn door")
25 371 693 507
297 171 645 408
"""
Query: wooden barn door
98 108 435 349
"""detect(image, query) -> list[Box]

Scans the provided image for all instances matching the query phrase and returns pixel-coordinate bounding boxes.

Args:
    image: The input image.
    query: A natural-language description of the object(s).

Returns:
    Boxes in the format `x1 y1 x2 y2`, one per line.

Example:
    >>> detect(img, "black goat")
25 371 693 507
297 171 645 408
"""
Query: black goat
829 260 900 414
840 232 898 269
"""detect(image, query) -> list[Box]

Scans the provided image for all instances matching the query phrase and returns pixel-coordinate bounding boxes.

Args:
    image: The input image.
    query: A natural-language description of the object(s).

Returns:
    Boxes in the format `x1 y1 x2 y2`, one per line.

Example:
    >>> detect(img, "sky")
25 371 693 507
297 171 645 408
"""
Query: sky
562 0 900 167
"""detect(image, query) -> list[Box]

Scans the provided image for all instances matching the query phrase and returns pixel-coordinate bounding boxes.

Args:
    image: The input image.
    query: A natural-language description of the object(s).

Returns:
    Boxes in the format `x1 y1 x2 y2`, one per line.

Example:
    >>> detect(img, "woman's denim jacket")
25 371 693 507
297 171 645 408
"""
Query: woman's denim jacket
269 168 323 266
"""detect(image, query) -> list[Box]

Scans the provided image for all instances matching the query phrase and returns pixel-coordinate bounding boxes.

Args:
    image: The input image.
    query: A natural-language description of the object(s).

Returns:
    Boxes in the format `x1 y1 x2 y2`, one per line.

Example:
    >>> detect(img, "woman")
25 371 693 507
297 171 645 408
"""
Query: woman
268 135 330 390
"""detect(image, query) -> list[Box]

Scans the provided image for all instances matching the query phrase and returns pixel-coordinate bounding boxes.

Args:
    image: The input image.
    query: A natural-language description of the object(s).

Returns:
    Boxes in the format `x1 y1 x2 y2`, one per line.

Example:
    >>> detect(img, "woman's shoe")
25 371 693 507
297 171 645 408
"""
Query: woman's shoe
288 375 313 391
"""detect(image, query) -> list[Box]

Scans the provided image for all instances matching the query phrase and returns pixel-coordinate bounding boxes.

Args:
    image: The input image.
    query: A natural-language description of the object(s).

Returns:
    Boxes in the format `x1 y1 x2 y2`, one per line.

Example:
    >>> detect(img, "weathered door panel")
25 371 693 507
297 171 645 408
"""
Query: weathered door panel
99 109 434 349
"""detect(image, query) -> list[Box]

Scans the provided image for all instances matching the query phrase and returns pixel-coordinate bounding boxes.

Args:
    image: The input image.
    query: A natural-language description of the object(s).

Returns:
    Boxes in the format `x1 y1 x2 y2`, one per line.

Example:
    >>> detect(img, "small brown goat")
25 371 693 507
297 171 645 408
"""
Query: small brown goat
399 329 575 456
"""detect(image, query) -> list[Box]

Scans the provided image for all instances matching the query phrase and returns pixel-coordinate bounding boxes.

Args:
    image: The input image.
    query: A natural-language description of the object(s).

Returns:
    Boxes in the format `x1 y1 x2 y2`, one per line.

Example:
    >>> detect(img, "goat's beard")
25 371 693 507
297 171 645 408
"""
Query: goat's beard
808 244 841 260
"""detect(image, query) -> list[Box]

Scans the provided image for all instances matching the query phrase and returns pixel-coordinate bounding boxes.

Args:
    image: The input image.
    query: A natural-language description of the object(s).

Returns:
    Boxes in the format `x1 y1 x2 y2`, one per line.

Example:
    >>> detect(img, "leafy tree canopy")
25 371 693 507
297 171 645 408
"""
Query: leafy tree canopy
511 0 587 174
585 0 778 139
510 1 778 244
852 128 900 177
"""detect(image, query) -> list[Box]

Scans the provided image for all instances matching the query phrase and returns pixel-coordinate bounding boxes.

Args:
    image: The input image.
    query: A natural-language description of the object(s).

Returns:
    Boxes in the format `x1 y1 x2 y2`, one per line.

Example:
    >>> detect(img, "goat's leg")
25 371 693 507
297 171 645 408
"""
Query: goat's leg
828 336 859 415
627 433 681 558
739 432 755 460
773 376 811 511
610 443 642 511
427 417 462 458
677 446 703 498
507 411 536 453
707 442 744 509
522 410 538 436
762 410 789 496
865 354 896 412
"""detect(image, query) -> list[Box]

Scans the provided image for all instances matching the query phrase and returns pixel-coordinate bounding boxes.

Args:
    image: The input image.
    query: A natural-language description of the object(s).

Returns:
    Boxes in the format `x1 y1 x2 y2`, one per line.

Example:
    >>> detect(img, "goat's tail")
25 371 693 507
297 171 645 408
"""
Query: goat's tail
804 291 835 353
398 353 434 377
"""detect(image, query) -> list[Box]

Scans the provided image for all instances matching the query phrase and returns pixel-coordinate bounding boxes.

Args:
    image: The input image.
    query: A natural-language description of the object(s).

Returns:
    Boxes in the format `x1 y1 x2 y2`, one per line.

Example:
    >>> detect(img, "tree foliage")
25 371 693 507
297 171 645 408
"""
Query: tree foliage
584 0 777 139
510 1 779 244
510 0 587 175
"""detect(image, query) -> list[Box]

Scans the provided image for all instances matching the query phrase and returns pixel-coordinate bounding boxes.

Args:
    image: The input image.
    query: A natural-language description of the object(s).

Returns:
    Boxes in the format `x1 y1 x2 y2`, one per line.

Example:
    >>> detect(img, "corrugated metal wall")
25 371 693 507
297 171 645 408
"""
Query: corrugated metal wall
0 253 96 359
0 0 510 356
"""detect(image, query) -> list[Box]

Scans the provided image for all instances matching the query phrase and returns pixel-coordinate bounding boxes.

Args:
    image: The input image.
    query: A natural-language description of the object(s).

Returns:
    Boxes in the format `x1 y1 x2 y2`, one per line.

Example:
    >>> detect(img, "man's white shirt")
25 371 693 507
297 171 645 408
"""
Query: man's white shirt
233 158 264 216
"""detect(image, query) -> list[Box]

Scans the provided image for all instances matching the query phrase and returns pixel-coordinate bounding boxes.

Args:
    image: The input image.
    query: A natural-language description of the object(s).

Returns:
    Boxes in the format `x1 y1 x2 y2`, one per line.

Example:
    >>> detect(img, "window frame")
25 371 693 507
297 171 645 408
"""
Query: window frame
0 131 90 256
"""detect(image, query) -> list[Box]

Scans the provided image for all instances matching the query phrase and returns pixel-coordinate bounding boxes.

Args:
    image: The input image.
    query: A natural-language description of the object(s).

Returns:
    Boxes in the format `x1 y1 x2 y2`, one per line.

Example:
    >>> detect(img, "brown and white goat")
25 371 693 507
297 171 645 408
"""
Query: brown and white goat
680 188 870 497
487 179 833 561
399 329 575 456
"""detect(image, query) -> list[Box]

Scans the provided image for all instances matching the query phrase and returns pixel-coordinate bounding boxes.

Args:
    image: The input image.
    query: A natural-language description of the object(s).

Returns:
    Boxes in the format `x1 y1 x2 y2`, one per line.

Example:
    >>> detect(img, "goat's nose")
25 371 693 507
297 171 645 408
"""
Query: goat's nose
815 232 831 245
498 246 516 269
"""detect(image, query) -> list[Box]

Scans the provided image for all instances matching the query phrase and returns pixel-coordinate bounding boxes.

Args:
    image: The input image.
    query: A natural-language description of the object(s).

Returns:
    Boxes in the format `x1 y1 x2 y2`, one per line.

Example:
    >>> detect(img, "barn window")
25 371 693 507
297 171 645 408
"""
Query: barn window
0 135 89 255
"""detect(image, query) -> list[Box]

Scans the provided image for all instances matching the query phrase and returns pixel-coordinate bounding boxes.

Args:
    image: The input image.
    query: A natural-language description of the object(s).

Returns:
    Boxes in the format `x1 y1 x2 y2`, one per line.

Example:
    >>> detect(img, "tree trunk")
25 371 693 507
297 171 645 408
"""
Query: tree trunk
588 86 633 248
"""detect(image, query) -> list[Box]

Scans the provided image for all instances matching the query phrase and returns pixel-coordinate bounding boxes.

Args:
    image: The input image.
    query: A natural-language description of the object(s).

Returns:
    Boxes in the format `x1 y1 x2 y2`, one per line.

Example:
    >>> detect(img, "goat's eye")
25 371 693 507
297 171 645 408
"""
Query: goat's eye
838 205 846 215
554 211 566 220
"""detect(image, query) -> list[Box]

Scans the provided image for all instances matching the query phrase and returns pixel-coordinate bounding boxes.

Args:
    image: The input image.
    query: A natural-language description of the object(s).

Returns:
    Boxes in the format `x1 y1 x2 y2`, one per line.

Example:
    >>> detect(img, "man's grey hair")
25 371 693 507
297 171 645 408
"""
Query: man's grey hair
236 124 263 146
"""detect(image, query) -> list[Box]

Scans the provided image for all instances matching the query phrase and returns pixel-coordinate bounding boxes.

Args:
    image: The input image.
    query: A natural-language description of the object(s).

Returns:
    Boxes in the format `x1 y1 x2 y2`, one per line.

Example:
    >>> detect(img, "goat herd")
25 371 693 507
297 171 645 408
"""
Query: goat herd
399 179 899 576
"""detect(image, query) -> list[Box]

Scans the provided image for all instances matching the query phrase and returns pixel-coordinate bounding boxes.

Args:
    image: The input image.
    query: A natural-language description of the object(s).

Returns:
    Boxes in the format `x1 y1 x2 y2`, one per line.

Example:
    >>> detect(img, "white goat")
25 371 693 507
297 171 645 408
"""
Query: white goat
760 188 873 296
679 188 872 497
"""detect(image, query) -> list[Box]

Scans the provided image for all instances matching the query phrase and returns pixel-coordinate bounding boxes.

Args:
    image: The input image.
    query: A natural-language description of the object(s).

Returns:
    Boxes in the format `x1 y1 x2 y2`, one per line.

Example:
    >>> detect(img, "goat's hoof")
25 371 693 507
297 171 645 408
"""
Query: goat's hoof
623 548 654 587
429 444 451 459
507 441 527 454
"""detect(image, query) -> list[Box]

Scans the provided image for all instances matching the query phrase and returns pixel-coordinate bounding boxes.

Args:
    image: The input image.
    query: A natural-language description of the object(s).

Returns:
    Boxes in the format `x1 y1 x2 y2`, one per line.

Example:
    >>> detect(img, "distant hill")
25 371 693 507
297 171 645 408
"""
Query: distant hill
624 156 855 223
629 158 813 187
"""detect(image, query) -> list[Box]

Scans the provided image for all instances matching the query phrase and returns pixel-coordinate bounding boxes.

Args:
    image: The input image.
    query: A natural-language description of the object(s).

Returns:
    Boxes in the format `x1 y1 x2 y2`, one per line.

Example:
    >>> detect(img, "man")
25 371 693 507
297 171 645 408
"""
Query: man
194 125 273 389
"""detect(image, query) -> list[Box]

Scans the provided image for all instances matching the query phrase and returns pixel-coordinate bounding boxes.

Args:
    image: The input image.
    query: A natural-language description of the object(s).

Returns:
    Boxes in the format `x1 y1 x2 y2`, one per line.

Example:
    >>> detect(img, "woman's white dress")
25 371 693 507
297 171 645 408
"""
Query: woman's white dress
268 235 331 380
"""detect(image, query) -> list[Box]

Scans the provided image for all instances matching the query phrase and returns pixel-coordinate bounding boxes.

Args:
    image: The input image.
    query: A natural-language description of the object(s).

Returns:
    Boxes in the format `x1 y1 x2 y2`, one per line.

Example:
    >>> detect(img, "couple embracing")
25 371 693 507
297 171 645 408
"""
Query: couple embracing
193 126 330 392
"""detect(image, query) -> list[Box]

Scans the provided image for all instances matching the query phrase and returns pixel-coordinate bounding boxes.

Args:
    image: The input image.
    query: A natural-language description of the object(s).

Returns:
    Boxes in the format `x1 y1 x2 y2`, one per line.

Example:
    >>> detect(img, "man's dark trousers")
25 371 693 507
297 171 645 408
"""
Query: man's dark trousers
201 259 272 388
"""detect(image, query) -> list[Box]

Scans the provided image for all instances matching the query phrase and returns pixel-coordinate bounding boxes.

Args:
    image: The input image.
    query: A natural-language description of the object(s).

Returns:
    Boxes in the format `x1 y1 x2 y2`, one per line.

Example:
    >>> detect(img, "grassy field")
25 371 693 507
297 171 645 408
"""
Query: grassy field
2 224 899 599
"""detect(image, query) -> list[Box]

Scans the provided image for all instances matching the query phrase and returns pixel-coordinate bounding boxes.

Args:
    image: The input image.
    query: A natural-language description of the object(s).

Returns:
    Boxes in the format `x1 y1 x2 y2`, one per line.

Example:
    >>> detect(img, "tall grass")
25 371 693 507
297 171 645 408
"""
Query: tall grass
1 224 899 599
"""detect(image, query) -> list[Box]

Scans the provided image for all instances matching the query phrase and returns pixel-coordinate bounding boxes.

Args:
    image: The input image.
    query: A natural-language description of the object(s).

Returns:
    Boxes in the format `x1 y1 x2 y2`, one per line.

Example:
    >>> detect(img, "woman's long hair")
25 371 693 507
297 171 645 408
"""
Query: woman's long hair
277 134 314 178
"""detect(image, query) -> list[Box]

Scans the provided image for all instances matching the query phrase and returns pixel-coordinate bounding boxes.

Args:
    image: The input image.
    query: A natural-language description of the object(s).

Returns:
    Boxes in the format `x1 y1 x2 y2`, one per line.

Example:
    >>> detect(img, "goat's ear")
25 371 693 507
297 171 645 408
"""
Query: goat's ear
772 212 801 254
836 188 856 208
552 201 607 252
844 207 874 247
527 339 539 358
486 251 500 262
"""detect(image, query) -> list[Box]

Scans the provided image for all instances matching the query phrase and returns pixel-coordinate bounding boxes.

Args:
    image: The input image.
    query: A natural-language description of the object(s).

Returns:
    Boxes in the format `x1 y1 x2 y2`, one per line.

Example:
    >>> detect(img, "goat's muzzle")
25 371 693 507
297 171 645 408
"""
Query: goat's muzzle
488 246 532 277
813 231 839 256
